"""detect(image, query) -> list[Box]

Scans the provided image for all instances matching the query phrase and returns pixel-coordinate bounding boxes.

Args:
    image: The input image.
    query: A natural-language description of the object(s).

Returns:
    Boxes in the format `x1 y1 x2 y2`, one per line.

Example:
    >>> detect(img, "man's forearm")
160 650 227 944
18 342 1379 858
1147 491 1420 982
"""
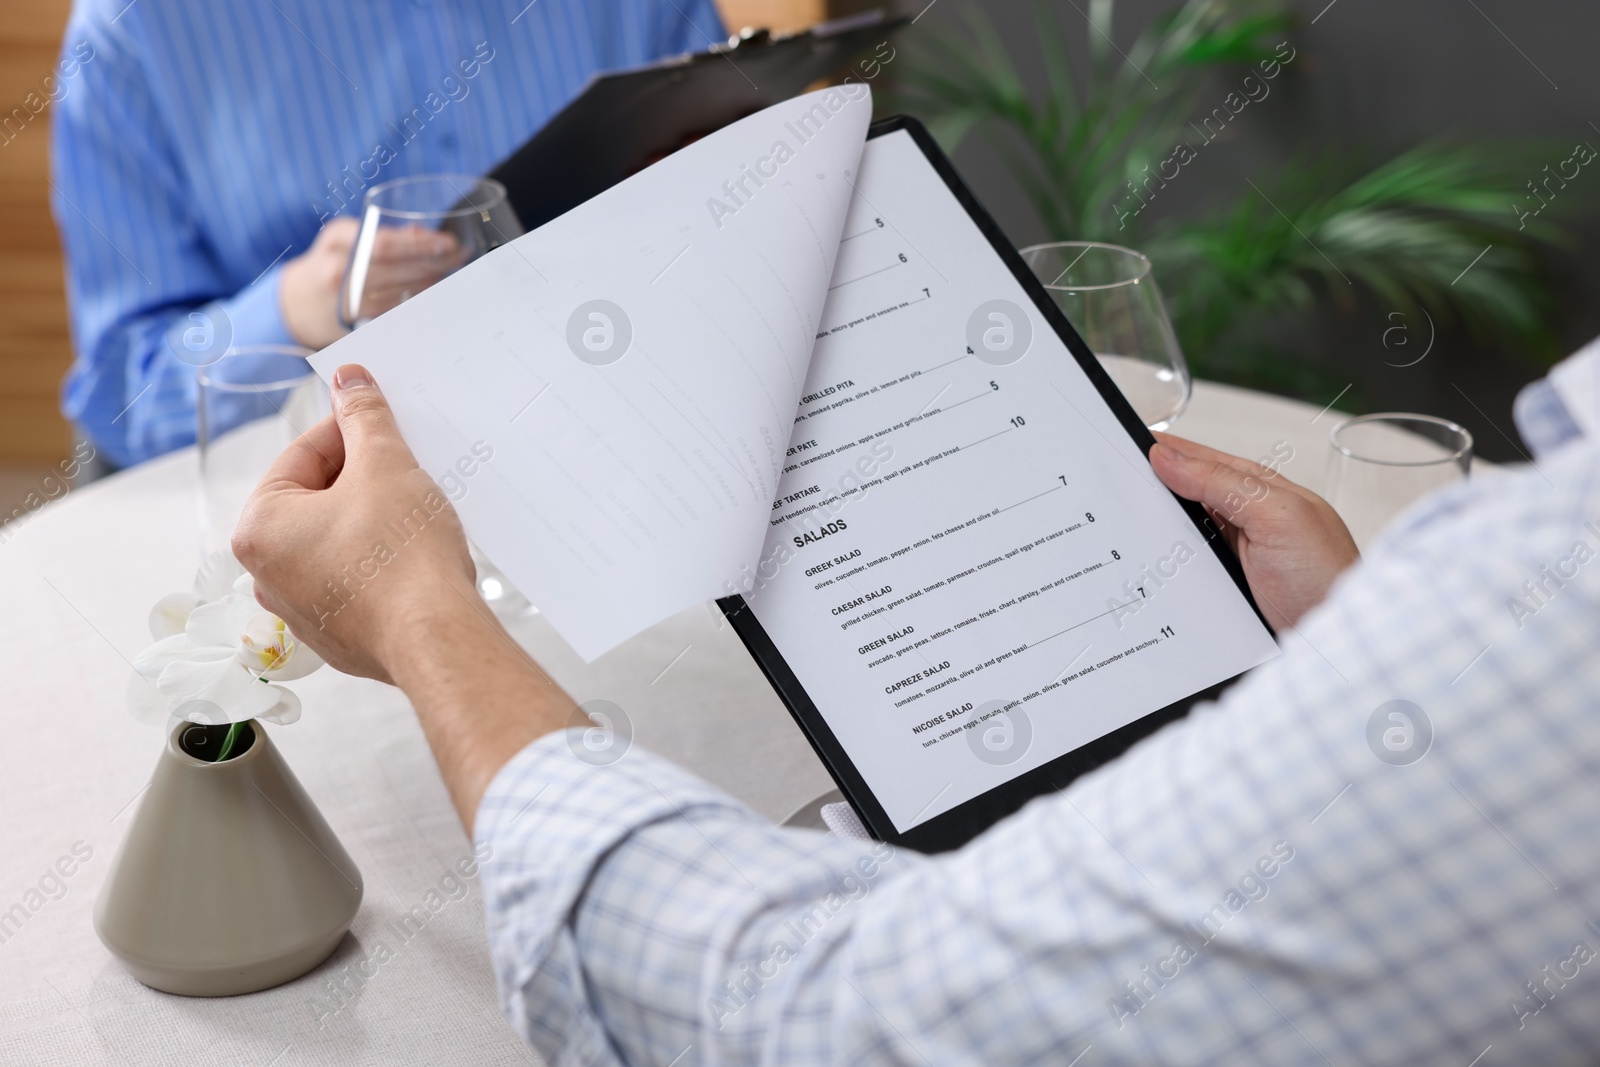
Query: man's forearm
384 579 580 833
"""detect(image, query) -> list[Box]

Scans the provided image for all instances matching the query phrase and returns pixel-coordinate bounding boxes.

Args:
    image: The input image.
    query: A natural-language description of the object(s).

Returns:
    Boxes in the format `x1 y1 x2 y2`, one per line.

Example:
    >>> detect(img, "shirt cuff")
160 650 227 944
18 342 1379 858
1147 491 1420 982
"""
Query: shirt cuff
474 731 759 1060
218 262 298 350
1513 377 1582 459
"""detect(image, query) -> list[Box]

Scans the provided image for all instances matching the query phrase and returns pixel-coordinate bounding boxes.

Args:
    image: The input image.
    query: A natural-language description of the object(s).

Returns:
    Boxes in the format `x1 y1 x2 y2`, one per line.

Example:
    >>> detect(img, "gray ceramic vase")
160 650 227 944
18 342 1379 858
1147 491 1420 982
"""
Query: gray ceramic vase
94 719 363 996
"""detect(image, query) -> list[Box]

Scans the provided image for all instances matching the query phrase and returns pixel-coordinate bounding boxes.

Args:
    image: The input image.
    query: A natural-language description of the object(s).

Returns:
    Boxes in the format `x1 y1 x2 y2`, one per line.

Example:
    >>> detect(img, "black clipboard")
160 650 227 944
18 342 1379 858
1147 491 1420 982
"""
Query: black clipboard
718 116 1273 855
488 12 905 231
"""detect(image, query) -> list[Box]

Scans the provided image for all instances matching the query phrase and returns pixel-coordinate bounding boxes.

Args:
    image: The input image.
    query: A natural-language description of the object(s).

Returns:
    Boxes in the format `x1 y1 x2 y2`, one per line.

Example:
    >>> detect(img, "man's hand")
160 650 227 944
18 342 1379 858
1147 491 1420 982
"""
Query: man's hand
233 364 478 681
1149 433 1359 632
278 218 463 350
234 366 578 832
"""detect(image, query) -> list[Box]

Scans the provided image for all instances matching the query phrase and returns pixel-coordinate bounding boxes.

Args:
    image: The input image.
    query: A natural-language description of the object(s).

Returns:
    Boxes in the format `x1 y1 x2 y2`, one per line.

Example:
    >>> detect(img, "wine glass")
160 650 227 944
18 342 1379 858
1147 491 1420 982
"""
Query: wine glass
339 174 536 618
1325 413 1472 549
1019 241 1192 430
197 345 329 557
339 174 523 327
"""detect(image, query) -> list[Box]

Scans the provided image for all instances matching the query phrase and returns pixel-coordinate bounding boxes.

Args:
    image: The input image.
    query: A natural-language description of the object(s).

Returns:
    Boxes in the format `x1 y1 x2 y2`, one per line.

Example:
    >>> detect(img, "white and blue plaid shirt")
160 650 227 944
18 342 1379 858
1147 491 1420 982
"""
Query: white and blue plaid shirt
477 346 1600 1066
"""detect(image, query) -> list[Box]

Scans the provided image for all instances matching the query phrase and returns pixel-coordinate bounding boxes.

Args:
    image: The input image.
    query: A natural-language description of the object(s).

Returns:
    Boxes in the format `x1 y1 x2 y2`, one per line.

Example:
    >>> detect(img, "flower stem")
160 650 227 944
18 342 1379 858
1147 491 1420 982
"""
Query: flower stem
215 721 245 762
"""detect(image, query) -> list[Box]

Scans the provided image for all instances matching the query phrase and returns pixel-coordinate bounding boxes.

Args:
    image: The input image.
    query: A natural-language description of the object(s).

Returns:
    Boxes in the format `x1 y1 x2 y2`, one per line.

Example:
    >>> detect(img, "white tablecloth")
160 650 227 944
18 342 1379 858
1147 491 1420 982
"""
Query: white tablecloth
0 379 1418 1064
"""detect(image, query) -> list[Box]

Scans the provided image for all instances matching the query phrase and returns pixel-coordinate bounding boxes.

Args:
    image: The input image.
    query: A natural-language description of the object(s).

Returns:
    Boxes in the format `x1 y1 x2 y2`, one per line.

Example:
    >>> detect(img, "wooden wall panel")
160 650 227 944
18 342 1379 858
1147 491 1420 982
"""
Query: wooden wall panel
719 0 882 36
0 0 855 464
721 0 828 34
0 0 73 463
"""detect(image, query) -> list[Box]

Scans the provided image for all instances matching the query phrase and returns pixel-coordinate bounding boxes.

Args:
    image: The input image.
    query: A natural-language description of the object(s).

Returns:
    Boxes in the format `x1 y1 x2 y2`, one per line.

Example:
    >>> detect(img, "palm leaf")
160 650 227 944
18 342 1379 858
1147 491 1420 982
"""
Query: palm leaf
1148 145 1567 368
892 0 1573 390
890 0 1286 239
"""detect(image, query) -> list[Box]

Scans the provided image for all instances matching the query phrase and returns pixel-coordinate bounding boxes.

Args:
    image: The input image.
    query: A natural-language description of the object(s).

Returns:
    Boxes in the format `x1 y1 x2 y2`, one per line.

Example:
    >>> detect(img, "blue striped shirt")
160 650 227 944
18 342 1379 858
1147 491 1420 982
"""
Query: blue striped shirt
50 0 724 468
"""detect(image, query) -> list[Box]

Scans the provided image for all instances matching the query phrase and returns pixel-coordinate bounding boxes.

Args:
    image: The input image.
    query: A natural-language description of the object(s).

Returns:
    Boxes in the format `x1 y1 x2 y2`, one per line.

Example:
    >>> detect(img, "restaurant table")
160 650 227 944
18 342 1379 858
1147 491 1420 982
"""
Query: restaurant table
0 378 1469 1065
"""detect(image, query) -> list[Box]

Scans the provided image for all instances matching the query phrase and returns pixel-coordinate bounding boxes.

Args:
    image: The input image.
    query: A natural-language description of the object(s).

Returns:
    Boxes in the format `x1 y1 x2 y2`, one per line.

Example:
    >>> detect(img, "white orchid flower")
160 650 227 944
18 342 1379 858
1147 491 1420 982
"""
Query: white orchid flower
128 554 322 727
147 551 251 639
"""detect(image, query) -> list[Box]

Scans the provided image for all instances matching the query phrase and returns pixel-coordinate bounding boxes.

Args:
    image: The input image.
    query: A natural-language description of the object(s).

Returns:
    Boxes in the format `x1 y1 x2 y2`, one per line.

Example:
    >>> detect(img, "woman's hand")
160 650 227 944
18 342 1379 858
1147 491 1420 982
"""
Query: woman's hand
1149 433 1359 632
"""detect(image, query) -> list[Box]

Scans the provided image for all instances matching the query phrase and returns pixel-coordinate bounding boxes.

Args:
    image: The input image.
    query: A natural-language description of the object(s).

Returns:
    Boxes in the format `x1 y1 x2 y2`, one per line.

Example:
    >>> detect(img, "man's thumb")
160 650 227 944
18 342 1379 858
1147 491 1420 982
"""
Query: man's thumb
332 364 406 464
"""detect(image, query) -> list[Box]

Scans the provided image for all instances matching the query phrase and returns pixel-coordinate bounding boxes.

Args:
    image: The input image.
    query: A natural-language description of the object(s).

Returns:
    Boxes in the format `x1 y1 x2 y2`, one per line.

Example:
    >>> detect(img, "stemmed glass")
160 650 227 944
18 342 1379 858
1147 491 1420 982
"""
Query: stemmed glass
340 174 536 618
1019 241 1192 431
197 345 329 557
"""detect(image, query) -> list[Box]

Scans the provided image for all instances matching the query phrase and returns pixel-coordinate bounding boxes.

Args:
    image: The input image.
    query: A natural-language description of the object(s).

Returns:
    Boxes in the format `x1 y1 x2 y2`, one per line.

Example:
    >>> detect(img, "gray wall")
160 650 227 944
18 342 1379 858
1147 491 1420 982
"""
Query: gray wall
887 0 1600 461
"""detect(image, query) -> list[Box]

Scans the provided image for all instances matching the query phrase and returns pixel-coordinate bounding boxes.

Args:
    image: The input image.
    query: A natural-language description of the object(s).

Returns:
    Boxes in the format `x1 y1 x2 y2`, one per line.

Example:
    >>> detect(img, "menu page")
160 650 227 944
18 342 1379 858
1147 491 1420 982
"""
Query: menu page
312 88 870 661
741 130 1280 832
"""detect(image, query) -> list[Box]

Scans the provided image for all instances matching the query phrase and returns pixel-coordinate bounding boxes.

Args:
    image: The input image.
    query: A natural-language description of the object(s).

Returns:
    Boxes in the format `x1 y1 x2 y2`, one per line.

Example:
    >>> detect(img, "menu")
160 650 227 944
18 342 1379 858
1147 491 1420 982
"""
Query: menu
739 130 1279 830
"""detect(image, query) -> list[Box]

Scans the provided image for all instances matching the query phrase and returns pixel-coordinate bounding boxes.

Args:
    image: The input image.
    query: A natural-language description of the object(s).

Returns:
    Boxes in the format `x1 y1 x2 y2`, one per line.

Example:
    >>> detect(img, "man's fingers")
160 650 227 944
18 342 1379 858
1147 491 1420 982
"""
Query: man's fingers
258 414 345 491
1153 432 1320 507
1153 432 1287 481
313 216 360 254
1150 441 1280 535
359 273 453 309
363 263 452 291
368 225 461 264
331 364 420 474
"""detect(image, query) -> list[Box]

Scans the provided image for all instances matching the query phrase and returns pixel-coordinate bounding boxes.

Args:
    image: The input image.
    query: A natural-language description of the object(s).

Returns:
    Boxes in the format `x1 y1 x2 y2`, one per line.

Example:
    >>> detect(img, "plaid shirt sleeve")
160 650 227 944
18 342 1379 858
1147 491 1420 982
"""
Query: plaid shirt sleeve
476 372 1600 1067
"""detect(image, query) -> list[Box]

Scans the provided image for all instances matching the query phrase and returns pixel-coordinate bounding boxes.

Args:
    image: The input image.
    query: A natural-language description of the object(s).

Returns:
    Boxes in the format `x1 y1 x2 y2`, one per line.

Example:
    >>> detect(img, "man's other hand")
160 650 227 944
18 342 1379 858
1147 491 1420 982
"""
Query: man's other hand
279 218 464 350
232 364 480 681
1150 432 1359 632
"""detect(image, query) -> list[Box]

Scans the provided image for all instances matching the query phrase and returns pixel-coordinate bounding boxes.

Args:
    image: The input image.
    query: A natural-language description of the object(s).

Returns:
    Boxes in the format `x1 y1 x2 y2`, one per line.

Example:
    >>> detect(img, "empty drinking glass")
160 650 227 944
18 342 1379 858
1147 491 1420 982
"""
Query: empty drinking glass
1325 413 1473 548
197 345 329 556
339 174 535 618
1019 241 1192 430
340 174 522 329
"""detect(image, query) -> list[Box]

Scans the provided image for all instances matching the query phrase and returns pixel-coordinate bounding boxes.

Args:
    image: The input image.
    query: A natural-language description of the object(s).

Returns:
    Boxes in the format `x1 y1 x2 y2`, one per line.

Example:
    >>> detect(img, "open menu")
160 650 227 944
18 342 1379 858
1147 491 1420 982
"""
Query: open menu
733 126 1277 833
312 86 1279 840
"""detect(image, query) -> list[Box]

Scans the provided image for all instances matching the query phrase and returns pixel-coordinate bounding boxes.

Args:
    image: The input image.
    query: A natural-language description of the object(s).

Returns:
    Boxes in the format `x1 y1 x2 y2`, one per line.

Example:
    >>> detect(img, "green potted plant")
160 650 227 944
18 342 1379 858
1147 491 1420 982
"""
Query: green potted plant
892 0 1568 398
